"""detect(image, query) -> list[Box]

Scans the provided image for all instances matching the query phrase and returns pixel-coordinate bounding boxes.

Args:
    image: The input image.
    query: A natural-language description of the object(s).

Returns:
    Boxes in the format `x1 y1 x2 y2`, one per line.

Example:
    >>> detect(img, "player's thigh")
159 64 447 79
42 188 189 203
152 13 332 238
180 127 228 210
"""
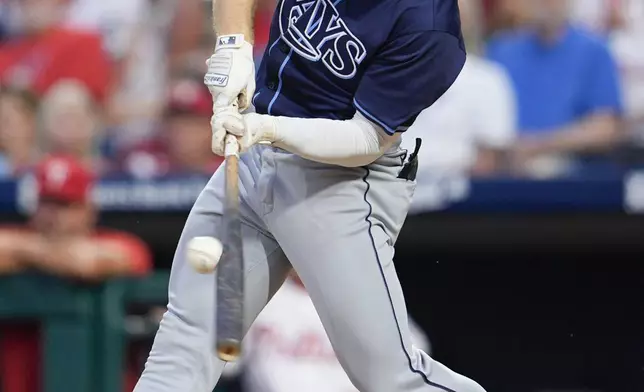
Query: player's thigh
266 151 417 380
266 152 486 392
166 165 285 326
269 217 414 385
138 167 291 392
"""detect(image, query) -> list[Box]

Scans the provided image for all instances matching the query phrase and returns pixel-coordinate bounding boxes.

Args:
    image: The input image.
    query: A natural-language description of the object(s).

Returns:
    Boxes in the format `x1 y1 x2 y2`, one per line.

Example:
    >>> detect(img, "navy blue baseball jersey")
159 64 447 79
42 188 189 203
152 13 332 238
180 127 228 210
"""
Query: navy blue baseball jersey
253 0 466 135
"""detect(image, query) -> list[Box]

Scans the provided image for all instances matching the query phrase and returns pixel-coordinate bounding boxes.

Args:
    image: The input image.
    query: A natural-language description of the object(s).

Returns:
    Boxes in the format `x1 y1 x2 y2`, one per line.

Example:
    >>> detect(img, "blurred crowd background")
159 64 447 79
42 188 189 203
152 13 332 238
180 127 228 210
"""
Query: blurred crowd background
0 0 642 180
0 0 643 392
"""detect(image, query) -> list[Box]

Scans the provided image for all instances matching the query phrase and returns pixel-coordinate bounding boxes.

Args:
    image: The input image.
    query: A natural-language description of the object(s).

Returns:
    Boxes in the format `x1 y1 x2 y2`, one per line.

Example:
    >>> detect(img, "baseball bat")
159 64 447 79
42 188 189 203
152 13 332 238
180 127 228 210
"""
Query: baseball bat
215 104 244 362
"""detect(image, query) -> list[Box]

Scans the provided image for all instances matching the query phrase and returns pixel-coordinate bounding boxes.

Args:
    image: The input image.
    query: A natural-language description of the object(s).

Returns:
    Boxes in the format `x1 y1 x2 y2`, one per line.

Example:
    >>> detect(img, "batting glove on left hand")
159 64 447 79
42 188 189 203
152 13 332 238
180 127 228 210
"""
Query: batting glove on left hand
211 111 276 156
204 35 256 112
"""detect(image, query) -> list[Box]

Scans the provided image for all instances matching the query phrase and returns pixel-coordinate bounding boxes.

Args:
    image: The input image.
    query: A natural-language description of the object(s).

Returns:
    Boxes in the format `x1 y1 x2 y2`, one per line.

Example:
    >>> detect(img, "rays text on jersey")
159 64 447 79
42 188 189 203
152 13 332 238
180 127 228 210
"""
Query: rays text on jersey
278 0 367 79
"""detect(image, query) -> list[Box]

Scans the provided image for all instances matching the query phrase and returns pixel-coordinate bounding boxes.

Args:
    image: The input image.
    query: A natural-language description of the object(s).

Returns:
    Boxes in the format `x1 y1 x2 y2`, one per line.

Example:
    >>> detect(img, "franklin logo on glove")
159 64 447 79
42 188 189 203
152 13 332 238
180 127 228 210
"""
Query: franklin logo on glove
204 74 229 87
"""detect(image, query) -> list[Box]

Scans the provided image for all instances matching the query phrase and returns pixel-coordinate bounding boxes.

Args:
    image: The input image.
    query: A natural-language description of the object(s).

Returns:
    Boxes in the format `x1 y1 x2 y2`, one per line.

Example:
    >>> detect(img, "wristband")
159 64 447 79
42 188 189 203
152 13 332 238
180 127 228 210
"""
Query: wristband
215 34 247 51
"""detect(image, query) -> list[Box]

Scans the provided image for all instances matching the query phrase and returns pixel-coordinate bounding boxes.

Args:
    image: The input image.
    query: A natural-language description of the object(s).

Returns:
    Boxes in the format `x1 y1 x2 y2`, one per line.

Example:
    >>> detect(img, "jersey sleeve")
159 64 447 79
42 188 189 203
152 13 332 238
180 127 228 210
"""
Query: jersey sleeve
353 30 466 135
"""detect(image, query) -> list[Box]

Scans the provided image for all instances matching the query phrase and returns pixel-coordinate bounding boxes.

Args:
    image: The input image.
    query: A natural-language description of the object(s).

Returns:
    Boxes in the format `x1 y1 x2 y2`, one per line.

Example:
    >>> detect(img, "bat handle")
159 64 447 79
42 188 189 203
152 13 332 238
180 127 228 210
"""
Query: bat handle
223 97 241 158
224 134 239 158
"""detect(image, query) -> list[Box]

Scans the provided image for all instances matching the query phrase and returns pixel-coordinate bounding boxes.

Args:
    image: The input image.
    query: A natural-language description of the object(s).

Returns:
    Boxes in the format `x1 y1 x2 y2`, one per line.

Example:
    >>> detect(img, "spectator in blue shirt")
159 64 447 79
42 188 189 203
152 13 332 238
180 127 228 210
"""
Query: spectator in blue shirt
487 0 623 177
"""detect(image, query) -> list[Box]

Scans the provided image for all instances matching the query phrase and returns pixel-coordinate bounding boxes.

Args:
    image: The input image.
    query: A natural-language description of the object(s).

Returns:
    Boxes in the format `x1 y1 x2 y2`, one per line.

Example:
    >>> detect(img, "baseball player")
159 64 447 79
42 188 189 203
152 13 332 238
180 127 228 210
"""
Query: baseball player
135 1 486 391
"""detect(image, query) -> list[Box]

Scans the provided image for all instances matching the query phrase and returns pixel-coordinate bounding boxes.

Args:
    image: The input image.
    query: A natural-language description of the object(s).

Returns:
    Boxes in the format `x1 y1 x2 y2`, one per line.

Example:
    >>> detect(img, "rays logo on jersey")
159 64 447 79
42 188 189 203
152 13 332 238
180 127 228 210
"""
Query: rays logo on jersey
278 0 367 79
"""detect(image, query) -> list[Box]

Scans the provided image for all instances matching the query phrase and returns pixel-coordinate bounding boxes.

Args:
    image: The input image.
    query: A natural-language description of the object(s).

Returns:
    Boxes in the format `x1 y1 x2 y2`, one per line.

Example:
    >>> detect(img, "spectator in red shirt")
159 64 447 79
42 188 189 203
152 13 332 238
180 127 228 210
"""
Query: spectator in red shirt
0 154 152 277
0 0 111 102
117 76 223 179
0 155 153 392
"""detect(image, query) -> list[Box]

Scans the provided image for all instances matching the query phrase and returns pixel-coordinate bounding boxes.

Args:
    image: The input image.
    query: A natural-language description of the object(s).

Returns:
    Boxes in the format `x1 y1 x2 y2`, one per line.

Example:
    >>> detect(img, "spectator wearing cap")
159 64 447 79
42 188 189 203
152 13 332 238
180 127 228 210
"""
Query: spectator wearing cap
0 154 151 278
0 155 152 392
487 0 624 177
116 77 223 179
0 0 112 102
0 86 39 177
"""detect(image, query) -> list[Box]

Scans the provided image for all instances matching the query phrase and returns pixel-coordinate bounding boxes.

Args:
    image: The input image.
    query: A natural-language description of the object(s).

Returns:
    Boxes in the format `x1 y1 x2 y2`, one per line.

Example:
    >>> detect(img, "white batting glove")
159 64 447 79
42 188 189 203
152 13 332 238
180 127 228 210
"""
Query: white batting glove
204 35 256 112
211 112 276 156
211 106 244 156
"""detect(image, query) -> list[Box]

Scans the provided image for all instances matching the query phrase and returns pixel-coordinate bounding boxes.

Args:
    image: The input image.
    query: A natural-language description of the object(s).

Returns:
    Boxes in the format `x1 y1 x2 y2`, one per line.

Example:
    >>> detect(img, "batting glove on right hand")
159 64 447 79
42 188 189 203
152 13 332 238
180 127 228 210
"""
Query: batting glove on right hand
204 35 256 112
211 111 276 156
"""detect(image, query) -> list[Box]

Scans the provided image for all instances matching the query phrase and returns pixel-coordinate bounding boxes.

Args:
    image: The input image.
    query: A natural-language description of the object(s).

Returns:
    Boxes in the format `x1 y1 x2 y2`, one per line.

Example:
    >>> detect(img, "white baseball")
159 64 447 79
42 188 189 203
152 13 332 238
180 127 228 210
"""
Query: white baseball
186 236 224 274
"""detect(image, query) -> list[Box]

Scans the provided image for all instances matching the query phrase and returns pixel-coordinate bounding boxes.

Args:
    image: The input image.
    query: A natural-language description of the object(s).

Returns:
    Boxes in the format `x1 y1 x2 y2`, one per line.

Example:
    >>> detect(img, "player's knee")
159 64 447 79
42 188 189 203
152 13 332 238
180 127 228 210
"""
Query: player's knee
345 349 487 392
153 308 210 351
341 355 402 392
453 378 487 392
426 358 487 392
149 309 215 374
346 373 389 392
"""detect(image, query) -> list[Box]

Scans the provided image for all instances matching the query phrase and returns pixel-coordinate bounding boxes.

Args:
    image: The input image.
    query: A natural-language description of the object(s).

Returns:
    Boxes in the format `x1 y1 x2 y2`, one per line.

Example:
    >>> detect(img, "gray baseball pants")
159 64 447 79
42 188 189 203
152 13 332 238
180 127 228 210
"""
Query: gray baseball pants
134 144 485 392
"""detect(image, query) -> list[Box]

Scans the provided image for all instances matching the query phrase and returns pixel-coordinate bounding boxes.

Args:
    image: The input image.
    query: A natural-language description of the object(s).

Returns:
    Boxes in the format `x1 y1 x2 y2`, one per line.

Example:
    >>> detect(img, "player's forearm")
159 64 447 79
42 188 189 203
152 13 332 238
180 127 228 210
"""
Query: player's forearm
213 0 256 43
528 113 621 154
271 113 399 167
471 148 504 177
15 237 72 277
18 238 132 281
17 238 92 280
0 249 22 274
0 233 24 274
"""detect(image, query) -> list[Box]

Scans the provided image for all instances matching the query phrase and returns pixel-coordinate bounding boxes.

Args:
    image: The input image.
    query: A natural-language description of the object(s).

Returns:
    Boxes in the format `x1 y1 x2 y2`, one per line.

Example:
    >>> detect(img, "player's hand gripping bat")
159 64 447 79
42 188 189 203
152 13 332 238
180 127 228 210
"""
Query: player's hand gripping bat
215 100 244 362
